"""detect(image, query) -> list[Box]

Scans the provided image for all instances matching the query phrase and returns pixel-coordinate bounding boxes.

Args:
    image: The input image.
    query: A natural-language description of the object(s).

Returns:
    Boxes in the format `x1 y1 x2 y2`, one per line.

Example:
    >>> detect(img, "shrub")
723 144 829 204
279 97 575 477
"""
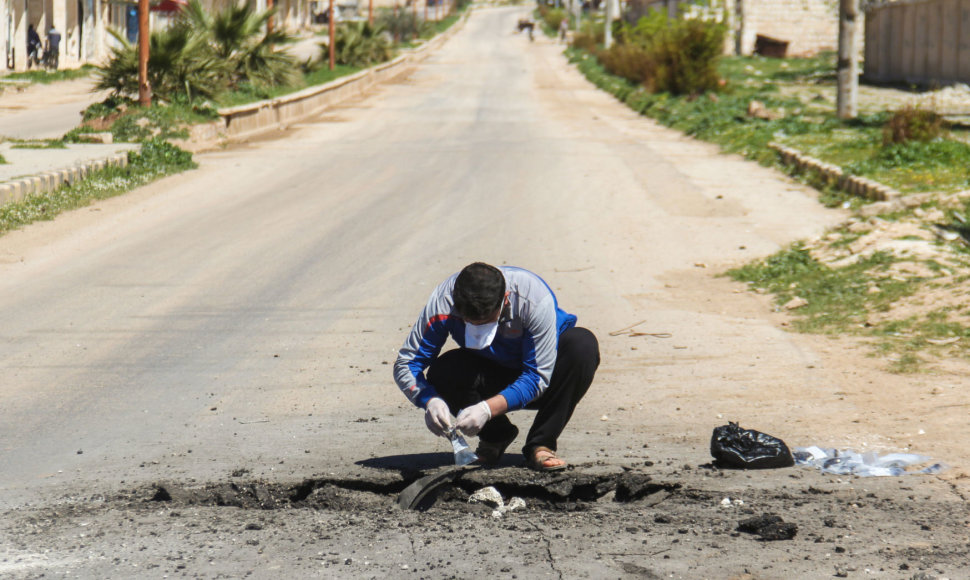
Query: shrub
540 7 567 32
643 17 725 95
324 21 393 68
95 26 228 102
883 106 947 145
571 21 603 52
377 7 432 42
129 138 196 171
600 12 725 96
598 42 656 87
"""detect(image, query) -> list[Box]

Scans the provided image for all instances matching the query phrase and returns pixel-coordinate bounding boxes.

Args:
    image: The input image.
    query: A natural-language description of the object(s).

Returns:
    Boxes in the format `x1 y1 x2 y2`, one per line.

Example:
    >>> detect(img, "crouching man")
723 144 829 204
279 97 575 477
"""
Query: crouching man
393 262 599 471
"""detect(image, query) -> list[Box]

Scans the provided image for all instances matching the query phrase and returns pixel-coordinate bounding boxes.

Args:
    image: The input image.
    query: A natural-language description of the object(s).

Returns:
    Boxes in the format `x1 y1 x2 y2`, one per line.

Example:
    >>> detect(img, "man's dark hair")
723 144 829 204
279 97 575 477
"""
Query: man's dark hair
453 262 505 320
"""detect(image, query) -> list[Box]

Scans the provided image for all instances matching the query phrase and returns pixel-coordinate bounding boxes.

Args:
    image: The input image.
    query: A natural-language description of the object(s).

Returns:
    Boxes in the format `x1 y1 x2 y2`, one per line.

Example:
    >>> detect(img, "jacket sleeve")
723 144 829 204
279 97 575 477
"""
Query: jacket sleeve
497 294 559 411
394 295 452 409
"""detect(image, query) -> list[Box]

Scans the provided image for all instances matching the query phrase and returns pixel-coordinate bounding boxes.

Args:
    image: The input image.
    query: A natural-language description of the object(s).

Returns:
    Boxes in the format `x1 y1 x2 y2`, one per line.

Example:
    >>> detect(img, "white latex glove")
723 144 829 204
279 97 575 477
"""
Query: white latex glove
455 401 492 436
424 397 452 438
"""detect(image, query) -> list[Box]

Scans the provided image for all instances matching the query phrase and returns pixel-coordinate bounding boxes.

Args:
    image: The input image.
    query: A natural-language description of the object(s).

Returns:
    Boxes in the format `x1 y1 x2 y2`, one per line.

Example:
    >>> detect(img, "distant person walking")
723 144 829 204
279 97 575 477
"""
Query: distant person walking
26 24 42 69
558 17 568 44
45 25 61 70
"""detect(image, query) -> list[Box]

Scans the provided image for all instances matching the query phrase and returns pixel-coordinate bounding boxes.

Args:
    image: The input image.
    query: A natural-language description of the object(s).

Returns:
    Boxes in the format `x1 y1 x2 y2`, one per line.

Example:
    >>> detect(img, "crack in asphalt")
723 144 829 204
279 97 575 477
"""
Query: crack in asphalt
524 518 563 580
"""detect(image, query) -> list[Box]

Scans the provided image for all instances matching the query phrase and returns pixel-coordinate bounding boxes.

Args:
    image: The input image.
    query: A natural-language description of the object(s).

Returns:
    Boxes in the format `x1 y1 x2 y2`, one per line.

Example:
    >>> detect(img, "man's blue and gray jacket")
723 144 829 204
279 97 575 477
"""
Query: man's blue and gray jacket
394 266 576 411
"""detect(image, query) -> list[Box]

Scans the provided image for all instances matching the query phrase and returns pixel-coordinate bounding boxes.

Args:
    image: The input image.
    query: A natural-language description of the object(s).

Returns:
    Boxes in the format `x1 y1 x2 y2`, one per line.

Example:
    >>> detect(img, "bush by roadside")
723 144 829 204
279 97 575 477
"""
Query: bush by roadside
322 21 393 68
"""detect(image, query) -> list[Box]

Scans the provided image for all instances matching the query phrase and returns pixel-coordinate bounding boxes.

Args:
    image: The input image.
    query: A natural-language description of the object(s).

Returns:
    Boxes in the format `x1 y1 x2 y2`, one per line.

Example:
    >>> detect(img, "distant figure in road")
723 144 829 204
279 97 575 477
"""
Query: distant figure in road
45 25 61 70
26 24 42 69
394 262 599 471
559 17 568 44
517 18 535 41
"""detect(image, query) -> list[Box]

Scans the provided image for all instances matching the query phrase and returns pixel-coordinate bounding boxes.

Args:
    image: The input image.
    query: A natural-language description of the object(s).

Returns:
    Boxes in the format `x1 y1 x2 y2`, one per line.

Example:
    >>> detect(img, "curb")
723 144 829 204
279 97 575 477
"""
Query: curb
0 153 129 208
769 142 902 202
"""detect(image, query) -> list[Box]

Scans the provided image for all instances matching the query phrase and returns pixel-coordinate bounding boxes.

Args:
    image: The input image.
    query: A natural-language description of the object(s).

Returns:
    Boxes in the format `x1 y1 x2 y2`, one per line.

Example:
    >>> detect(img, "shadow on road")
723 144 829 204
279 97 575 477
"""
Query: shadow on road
356 452 526 472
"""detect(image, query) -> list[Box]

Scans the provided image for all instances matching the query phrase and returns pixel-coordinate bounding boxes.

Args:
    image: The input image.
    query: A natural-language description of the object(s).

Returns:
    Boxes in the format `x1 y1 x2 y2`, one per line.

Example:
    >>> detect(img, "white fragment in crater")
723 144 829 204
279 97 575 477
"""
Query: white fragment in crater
469 486 503 508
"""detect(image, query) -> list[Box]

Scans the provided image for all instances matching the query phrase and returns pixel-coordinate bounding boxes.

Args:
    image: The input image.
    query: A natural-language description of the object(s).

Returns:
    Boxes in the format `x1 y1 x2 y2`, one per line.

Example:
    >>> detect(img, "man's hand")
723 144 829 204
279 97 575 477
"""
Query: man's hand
456 401 492 436
424 397 452 438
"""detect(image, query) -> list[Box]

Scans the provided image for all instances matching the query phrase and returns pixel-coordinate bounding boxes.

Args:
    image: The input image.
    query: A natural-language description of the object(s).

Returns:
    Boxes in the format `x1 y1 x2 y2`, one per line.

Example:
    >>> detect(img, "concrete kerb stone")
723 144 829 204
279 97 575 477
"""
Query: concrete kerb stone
216 10 471 143
0 152 130 209
768 142 901 202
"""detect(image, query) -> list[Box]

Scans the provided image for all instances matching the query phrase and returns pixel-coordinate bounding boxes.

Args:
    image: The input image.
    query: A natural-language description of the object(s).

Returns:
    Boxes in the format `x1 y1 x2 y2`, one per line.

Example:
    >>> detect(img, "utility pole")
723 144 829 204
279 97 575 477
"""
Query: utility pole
138 0 150 107
604 0 613 48
734 0 744 55
267 0 273 34
836 0 859 120
370 0 374 26
328 0 335 70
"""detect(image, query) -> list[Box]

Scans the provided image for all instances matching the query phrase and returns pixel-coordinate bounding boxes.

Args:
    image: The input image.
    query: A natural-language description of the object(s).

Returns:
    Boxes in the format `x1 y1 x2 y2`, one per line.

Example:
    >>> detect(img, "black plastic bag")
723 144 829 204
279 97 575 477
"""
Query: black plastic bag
710 422 794 469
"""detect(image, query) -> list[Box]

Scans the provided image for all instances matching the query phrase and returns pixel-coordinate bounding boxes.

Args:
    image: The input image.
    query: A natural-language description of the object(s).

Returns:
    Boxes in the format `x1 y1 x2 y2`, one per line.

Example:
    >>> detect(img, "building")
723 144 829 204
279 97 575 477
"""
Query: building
727 0 840 57
3 0 113 71
2 0 314 73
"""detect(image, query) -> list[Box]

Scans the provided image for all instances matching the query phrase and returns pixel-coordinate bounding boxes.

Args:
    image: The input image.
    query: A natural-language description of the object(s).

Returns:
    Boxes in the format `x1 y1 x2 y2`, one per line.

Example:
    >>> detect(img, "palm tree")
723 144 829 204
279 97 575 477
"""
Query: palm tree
182 0 300 89
96 0 300 102
95 26 227 102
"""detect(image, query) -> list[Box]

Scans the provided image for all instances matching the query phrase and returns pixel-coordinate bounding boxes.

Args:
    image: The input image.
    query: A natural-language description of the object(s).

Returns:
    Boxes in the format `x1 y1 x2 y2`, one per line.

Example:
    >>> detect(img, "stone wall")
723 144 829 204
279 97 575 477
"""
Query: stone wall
730 0 840 57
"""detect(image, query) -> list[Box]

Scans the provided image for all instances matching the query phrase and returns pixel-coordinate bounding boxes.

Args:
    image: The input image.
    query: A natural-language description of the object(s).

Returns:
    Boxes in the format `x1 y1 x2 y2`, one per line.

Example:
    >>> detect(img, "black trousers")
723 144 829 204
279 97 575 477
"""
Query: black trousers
426 327 599 455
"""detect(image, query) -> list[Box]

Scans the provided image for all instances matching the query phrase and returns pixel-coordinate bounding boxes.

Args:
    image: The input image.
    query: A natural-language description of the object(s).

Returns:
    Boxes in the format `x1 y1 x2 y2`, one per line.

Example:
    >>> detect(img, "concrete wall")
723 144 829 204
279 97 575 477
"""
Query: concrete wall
623 0 840 57
736 0 839 56
865 0 970 85
3 0 110 70
3 0 315 72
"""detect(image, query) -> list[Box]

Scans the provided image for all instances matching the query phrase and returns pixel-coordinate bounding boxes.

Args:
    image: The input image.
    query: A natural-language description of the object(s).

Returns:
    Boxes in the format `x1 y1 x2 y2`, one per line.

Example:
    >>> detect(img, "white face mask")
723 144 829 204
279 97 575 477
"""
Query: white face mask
464 320 498 350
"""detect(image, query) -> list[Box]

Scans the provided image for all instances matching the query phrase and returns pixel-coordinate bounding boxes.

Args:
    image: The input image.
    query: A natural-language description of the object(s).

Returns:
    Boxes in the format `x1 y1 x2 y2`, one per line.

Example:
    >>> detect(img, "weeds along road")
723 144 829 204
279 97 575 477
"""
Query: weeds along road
3 6 969 579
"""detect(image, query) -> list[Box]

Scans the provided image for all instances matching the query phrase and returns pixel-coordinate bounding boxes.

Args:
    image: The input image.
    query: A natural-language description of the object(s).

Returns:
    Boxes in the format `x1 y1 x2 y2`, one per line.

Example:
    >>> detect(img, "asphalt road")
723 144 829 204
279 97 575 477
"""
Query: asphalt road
6 6 967 579
0 2 842 508
0 77 106 140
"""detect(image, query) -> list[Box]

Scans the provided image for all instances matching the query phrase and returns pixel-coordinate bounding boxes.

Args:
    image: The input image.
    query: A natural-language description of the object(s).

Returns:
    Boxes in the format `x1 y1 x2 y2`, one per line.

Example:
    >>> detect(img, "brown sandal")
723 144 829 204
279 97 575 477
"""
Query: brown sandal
526 446 567 472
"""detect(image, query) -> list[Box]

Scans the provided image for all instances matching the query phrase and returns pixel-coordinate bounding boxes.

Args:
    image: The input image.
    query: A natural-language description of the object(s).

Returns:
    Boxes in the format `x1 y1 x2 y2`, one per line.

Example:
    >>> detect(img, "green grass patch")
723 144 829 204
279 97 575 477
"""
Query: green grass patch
568 48 842 167
0 140 195 236
844 140 970 193
726 243 970 370
569 46 970 196
431 13 462 35
727 243 921 334
10 139 67 149
67 99 220 144
4 64 95 84
215 64 360 107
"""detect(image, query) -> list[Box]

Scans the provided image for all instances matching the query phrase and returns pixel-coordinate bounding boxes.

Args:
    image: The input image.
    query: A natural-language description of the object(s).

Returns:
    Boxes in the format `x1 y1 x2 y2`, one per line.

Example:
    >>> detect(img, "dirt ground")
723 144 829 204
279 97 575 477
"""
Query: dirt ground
2 8 970 580
2 460 968 579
